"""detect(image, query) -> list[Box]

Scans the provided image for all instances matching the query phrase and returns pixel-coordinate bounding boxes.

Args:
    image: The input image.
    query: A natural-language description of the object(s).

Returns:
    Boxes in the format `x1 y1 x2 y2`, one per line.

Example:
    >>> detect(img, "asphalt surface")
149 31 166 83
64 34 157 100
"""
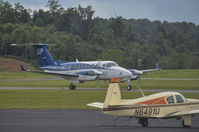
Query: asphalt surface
0 87 199 93
0 109 199 132
1 77 199 81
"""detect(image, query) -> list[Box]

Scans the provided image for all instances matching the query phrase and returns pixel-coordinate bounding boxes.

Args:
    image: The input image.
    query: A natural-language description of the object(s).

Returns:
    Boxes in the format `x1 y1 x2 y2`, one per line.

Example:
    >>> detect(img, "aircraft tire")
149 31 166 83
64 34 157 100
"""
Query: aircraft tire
182 120 190 128
139 118 148 127
127 85 132 91
69 85 76 90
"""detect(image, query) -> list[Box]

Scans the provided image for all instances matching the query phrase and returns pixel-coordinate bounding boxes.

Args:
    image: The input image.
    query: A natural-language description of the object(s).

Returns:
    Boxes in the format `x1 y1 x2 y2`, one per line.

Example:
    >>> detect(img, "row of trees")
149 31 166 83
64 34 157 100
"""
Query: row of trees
0 0 199 69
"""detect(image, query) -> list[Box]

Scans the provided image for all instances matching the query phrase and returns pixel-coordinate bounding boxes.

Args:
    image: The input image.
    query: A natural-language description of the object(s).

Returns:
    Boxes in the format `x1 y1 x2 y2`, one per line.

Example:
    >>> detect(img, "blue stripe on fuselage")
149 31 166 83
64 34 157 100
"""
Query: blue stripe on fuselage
41 62 106 71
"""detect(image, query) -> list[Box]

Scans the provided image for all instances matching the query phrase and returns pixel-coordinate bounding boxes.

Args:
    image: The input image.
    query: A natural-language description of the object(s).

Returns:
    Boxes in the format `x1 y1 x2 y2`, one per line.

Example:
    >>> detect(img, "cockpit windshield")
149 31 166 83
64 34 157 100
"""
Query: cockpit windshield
175 95 184 103
166 95 174 104
102 62 118 68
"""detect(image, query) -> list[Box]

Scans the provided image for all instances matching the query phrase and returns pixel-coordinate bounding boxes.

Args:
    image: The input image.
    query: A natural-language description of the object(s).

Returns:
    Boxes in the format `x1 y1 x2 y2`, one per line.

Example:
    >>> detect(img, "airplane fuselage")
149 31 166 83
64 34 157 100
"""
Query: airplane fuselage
88 82 199 127
103 93 199 118
41 61 132 83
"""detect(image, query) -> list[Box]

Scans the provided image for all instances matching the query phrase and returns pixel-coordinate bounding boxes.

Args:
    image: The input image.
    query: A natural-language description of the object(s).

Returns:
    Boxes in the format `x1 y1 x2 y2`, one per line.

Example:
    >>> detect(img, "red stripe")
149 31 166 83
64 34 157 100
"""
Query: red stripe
137 96 167 105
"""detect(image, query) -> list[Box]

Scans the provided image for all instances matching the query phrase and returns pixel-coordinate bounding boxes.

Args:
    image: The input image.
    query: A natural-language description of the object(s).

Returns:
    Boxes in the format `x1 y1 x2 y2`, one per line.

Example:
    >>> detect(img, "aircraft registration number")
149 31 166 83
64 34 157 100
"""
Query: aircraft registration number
134 107 160 116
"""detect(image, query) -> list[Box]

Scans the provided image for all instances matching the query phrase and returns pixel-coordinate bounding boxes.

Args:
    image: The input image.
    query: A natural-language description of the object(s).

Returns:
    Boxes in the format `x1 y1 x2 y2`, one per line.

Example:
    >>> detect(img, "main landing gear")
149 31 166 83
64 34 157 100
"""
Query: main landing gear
182 120 190 128
127 85 132 91
127 79 132 91
139 118 149 127
181 115 191 128
69 84 76 90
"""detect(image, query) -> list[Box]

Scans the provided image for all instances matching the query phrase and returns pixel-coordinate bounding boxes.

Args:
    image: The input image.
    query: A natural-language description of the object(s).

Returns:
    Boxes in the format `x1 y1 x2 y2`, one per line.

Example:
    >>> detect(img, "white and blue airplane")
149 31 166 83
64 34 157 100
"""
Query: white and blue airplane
11 43 160 90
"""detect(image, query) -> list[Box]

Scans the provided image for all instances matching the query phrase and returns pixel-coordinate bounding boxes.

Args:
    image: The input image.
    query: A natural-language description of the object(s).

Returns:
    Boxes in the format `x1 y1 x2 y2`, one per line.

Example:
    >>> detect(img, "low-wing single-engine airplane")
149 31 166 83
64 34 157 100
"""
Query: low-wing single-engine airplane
11 43 159 90
88 79 199 127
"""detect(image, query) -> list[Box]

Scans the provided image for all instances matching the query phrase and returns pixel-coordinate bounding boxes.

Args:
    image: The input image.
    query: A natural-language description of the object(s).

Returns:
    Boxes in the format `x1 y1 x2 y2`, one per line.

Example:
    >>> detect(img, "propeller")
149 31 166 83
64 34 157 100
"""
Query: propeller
96 61 102 88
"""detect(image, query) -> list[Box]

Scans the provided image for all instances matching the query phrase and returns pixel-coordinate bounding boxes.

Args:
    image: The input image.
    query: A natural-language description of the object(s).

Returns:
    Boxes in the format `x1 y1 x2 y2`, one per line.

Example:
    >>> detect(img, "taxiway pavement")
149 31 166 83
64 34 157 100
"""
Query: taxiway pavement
1 77 199 81
0 109 198 132
0 87 199 93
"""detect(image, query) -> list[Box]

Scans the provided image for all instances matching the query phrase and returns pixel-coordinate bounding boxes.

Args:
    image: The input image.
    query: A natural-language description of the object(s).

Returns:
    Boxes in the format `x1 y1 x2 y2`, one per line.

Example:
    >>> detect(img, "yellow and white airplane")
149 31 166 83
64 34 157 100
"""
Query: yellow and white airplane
88 79 199 127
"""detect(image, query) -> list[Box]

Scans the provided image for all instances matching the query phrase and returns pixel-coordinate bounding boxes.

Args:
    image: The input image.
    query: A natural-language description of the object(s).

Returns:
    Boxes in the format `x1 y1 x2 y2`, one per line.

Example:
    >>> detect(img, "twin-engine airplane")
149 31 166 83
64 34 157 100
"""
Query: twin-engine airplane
88 79 199 127
11 43 160 90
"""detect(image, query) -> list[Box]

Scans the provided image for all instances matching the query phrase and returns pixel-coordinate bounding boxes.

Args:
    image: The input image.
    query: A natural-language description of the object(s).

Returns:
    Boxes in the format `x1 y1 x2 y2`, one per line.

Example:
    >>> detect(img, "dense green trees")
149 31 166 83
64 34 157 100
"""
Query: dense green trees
0 0 199 69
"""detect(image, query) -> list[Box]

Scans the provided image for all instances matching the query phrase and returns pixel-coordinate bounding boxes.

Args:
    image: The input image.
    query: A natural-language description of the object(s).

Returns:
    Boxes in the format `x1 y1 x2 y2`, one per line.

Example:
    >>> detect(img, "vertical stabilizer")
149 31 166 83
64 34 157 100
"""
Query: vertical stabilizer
103 82 121 108
33 44 57 67
156 63 160 70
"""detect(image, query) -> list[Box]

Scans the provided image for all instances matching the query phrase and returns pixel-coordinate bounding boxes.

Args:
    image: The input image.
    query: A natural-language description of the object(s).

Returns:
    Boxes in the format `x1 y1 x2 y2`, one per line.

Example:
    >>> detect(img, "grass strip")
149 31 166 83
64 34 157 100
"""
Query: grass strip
0 90 199 109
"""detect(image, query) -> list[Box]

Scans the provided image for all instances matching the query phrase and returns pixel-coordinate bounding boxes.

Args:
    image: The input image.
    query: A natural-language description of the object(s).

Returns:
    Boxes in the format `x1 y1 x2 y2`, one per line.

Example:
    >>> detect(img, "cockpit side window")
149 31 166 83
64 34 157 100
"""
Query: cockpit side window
166 95 174 104
107 63 118 67
175 95 184 103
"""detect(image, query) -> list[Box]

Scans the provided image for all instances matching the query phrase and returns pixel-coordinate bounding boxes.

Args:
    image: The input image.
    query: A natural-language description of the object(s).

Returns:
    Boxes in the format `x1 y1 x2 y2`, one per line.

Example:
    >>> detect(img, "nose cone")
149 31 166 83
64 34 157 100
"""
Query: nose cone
124 69 132 78
117 67 132 78
109 66 132 79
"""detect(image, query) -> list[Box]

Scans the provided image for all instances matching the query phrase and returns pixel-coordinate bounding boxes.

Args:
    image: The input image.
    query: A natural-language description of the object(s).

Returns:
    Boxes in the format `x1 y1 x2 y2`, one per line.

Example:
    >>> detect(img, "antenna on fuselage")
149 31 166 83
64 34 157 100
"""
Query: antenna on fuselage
10 43 57 46
137 59 145 97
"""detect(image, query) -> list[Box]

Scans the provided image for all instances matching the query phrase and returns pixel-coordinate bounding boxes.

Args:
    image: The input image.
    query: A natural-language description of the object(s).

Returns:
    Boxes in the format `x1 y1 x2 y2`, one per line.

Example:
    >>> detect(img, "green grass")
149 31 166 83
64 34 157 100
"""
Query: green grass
0 79 198 90
0 90 105 109
0 72 54 79
143 69 199 79
0 69 199 109
0 90 199 109
1 69 199 79
137 80 199 90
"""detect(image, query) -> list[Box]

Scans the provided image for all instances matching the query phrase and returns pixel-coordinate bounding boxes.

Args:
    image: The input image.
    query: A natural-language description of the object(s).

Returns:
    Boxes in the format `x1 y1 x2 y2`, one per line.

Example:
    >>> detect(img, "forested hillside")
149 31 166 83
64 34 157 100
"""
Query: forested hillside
0 0 199 69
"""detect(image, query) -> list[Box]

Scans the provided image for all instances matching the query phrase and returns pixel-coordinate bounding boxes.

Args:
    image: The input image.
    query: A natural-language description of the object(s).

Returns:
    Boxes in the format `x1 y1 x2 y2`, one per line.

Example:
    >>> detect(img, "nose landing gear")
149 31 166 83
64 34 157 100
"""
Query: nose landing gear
69 84 76 90
127 84 132 91
127 79 132 91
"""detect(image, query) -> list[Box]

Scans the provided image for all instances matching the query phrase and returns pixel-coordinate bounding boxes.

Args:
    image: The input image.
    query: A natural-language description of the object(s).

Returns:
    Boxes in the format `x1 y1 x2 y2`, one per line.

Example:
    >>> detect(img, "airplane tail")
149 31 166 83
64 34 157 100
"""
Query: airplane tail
87 78 121 109
103 79 121 108
33 44 57 67
156 63 161 70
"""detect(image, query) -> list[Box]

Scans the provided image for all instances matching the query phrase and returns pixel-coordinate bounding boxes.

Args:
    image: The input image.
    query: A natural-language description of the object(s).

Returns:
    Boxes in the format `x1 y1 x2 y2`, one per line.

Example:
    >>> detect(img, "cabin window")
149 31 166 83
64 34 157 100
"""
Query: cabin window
73 65 77 69
166 96 174 104
175 95 184 103
76 64 80 69
82 65 85 68
67 65 71 69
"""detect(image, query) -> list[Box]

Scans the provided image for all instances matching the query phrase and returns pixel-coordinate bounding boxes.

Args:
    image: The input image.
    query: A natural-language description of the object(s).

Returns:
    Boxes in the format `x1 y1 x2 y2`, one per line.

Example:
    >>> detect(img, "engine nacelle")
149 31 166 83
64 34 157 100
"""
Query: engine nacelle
75 70 102 76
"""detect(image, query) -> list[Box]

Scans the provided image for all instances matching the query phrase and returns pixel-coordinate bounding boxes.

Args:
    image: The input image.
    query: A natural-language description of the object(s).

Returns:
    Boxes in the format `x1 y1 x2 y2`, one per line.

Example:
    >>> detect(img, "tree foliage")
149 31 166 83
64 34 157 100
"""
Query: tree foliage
0 0 199 69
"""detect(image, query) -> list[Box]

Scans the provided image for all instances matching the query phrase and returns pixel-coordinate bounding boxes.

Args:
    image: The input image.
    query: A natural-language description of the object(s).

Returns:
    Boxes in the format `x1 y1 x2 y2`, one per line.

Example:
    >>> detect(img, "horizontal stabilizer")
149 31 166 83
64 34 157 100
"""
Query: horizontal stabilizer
87 102 104 109
10 43 56 46
29 70 79 77
19 64 79 78
20 64 25 71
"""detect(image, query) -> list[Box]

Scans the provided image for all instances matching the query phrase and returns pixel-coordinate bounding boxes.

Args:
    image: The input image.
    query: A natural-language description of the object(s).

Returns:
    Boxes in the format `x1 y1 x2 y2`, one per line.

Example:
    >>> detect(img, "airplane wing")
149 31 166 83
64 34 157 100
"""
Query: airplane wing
87 102 104 109
129 64 160 75
186 109 199 115
141 69 158 73
141 63 161 73
164 109 199 118
20 64 79 78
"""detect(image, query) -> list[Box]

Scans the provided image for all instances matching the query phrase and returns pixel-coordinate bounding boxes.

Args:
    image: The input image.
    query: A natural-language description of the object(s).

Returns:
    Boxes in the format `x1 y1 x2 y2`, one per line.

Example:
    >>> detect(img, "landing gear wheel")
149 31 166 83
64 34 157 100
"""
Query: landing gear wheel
69 84 76 90
139 118 148 127
182 120 190 128
127 85 132 91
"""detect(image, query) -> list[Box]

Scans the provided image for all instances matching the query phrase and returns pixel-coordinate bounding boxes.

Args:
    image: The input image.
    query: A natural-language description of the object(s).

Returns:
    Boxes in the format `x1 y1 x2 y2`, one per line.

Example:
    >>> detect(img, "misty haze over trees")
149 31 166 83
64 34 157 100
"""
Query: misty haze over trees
0 0 199 69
